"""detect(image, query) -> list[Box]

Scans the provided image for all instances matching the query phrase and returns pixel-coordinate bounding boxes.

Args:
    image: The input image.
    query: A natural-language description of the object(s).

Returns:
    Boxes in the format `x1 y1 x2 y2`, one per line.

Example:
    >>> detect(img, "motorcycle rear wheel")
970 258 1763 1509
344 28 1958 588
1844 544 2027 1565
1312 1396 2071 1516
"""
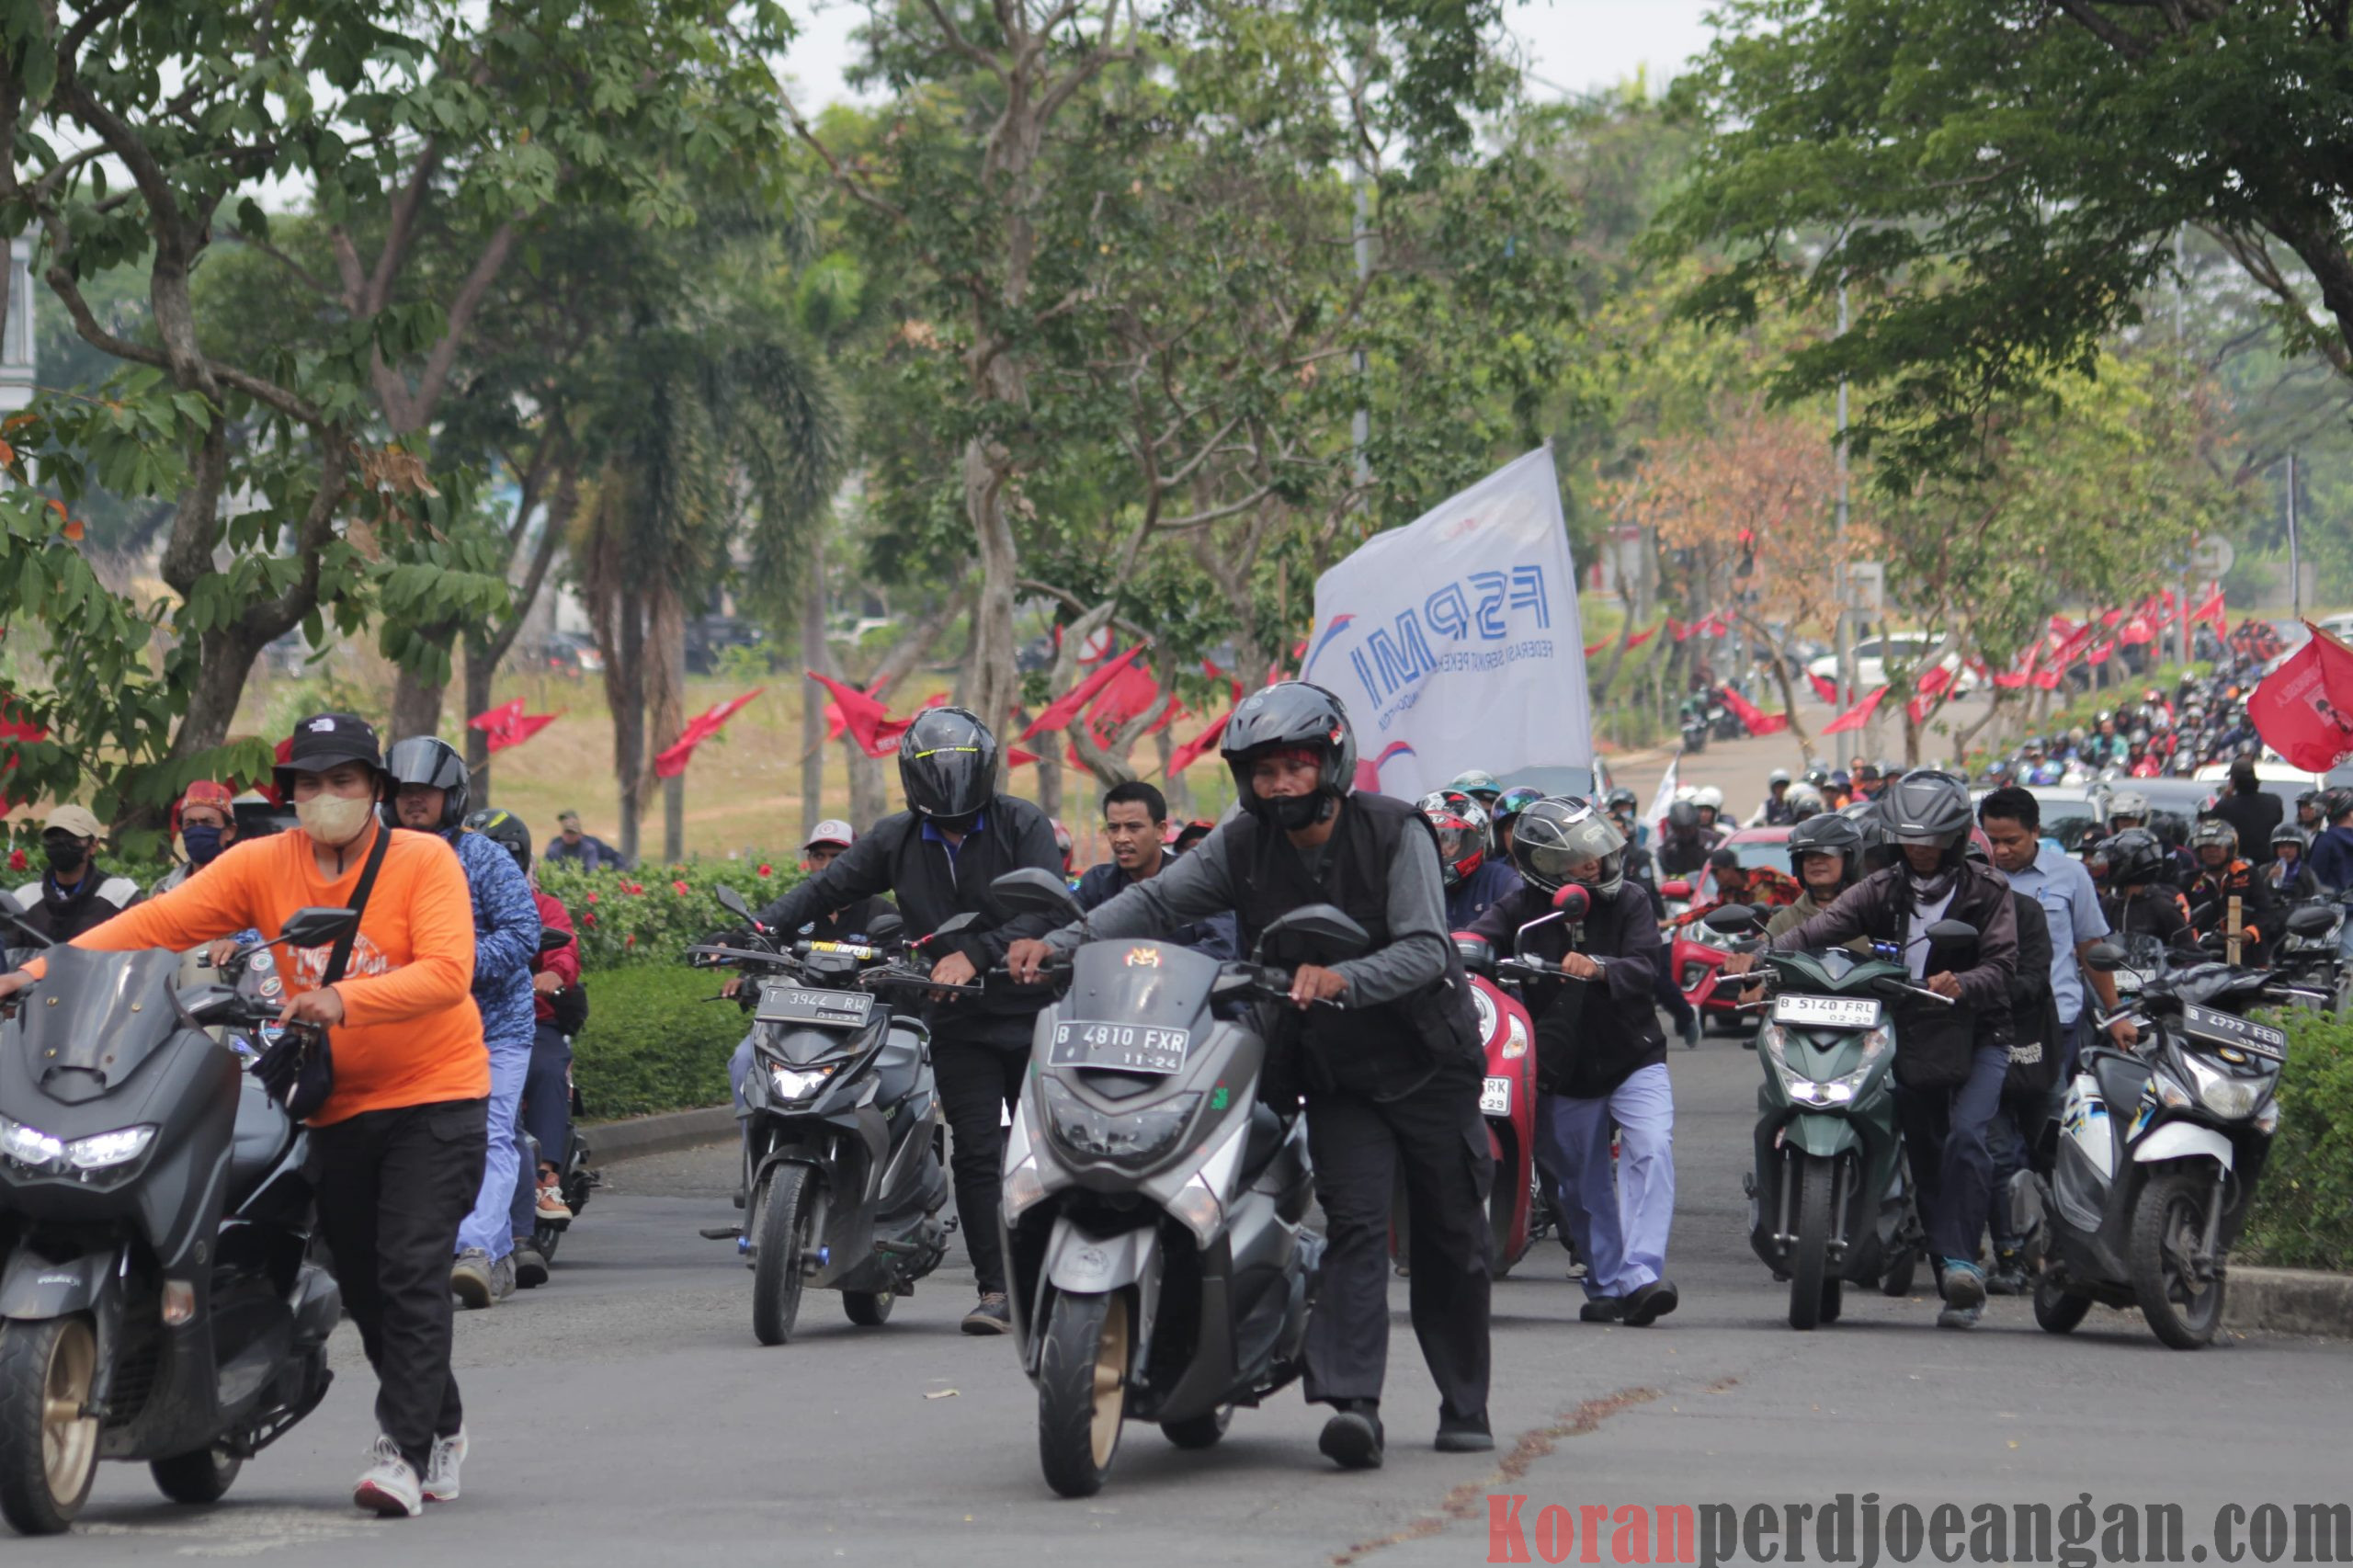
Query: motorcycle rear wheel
2130 1172 2223 1350
1038 1290 1130 1498
151 1444 242 1506
0 1315 99 1536
2032 1269 2093 1335
1786 1156 1834 1332
751 1165 817 1346
843 1290 894 1326
1160 1405 1233 1449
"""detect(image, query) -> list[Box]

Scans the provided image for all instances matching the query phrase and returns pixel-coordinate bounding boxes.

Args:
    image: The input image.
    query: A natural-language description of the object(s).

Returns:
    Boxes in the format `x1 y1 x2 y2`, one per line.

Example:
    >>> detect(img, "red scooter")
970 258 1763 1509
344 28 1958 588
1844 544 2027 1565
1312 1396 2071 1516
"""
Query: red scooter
1468 967 1544 1275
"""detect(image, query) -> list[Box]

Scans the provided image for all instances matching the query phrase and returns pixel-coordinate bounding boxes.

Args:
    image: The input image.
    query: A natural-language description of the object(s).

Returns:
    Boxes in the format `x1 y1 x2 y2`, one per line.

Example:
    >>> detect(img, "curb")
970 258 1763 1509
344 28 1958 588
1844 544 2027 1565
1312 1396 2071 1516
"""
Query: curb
2223 1266 2353 1339
585 1105 735 1163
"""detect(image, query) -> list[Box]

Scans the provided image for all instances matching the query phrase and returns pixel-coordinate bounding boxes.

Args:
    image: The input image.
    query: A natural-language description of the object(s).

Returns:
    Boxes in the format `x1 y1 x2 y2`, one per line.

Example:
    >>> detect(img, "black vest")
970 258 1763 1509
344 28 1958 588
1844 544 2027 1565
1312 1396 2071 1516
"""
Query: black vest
1222 793 1481 1101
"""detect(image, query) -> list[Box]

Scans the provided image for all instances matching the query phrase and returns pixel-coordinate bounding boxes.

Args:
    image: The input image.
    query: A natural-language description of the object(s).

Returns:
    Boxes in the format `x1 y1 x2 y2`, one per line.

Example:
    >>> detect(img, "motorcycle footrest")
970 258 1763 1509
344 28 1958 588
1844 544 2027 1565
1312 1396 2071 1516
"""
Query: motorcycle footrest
699 1225 744 1241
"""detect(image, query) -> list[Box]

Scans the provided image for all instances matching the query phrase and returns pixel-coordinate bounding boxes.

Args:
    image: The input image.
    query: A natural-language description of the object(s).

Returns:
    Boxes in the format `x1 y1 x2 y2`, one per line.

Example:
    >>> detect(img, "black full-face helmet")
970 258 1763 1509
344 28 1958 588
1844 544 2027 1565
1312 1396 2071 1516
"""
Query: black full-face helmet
465 807 533 875
383 736 471 834
898 706 999 826
1221 682 1357 832
2094 828 2169 888
1510 796 1627 899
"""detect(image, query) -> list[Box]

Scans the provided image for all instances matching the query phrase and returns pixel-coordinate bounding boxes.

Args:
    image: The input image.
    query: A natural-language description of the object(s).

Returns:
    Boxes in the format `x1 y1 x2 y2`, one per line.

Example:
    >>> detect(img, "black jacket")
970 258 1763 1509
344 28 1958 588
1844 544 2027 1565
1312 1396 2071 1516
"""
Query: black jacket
2213 790 2284 867
2003 891 2063 1095
751 795 1063 1040
1770 861 2020 1091
1468 880 1665 1099
9 870 142 945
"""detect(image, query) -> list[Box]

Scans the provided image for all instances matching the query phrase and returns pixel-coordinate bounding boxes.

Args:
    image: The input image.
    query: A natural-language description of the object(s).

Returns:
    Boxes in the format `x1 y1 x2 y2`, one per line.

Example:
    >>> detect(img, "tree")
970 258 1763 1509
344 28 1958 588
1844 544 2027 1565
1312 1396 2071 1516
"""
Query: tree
1665 0 2353 483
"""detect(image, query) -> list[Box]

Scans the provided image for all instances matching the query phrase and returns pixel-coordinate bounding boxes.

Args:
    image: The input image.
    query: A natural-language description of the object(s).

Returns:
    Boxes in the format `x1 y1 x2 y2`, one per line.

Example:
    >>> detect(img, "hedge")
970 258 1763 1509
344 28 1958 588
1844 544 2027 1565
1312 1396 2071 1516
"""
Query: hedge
571 962 748 1121
2241 1009 2353 1271
538 858 806 971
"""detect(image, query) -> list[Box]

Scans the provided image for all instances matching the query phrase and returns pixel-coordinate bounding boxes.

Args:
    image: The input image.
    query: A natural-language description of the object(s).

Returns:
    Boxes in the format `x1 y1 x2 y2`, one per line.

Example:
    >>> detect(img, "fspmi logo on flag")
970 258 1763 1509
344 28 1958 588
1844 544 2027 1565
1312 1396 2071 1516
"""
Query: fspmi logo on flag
1302 448 1590 800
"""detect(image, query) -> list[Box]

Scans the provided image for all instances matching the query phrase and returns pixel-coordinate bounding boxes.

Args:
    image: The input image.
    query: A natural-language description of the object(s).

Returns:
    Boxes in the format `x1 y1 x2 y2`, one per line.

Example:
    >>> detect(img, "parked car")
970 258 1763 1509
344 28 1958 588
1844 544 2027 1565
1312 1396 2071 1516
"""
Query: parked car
540 631 605 677
685 615 771 676
1497 758 1618 805
1806 633 1980 696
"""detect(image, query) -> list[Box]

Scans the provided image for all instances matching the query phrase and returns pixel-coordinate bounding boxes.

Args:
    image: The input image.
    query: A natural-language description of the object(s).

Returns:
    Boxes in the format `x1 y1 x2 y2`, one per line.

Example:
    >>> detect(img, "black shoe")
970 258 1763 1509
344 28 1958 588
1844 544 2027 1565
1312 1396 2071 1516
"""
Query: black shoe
1435 1414 1494 1453
1318 1402 1384 1471
961 1292 1012 1335
1620 1278 1679 1327
512 1241 549 1290
1985 1252 2029 1296
1578 1297 1624 1323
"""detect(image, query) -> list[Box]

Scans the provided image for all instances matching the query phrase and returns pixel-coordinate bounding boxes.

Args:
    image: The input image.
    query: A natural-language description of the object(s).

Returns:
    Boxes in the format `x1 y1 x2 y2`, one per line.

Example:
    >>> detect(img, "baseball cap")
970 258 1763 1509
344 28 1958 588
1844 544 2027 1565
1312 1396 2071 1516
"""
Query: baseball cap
804 819 856 849
274 712 386 798
557 809 582 827
44 804 103 840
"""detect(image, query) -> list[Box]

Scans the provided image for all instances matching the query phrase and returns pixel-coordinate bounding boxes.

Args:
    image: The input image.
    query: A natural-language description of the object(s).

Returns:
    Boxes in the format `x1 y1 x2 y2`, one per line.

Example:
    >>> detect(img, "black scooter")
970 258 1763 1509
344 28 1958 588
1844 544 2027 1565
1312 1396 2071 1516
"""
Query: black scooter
0 900 353 1536
689 887 951 1345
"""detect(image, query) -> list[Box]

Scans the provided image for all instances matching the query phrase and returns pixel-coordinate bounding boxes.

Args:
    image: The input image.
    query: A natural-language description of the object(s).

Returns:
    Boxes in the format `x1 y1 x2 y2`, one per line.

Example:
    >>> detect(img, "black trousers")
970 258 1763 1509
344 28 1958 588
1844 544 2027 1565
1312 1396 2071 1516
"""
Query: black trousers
1302 1060 1493 1425
931 1029 1029 1296
308 1097 488 1474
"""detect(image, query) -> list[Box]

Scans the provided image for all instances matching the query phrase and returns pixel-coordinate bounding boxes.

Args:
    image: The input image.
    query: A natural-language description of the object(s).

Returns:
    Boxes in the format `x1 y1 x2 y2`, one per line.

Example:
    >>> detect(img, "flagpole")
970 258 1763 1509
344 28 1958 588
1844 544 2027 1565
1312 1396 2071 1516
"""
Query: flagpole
2288 451 2301 621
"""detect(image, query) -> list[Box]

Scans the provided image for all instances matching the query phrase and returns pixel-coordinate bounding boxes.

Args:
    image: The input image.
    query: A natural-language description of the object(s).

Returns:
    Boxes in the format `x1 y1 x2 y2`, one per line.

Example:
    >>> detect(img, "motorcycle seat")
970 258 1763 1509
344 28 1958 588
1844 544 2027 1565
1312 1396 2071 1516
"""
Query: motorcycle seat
1239 1102 1285 1184
227 1074 293 1202
872 1028 925 1109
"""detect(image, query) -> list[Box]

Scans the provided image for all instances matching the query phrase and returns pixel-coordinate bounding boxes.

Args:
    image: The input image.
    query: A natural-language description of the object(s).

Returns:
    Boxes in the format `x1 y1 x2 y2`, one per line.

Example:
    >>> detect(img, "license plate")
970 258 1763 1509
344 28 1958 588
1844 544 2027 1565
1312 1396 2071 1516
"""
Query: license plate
2182 1002 2286 1062
1050 1020 1191 1074
755 984 875 1028
1480 1075 1512 1116
1772 994 1881 1030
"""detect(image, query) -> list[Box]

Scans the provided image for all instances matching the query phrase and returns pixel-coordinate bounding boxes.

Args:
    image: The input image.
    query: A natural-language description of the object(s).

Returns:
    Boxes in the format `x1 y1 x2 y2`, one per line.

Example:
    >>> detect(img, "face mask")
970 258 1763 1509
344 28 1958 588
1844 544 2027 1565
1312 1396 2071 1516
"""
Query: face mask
42 840 88 879
297 791 376 847
929 811 980 835
181 824 226 866
1264 791 1328 832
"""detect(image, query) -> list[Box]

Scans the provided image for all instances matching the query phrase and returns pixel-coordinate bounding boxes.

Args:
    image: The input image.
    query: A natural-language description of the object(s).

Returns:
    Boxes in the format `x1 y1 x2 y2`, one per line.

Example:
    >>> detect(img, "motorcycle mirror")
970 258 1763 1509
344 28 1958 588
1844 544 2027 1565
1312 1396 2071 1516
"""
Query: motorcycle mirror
714 885 755 922
538 925 573 953
987 868 1084 922
1659 879 1693 902
1925 918 1980 946
1702 903 1761 935
1253 903 1371 967
2082 941 2126 973
175 983 241 1024
278 906 358 949
866 911 906 946
1551 884 1592 922
2286 904 2336 937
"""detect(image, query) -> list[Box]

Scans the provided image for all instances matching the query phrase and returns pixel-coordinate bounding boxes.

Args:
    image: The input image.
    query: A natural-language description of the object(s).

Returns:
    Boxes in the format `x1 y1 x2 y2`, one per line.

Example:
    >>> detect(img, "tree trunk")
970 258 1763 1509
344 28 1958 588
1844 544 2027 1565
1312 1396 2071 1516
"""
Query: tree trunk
611 584 645 868
388 646 452 746
963 437 1023 733
462 637 497 792
1036 748 1063 820
165 623 268 765
648 582 688 865
1156 724 1186 816
800 536 829 838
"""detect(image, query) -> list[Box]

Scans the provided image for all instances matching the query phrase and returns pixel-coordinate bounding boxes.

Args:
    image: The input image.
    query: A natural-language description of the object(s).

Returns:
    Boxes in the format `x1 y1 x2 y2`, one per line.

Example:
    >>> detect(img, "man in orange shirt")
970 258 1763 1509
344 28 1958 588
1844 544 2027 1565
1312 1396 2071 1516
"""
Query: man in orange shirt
0 713 487 1519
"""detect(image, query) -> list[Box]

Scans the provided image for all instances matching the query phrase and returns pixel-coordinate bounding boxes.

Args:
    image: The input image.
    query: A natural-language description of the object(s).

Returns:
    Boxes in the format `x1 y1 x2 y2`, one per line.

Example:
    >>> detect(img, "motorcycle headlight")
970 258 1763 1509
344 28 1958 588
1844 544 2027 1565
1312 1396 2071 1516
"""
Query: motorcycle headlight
1039 1078 1199 1166
767 1062 835 1103
0 1115 66 1171
66 1125 157 1171
2151 1073 2194 1112
2184 1058 2264 1121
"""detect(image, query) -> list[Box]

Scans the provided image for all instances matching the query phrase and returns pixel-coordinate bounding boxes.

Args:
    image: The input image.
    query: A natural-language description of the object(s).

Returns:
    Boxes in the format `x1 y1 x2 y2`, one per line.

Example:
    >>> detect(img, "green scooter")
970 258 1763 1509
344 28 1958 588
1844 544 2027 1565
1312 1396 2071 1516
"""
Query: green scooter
1705 906 1954 1330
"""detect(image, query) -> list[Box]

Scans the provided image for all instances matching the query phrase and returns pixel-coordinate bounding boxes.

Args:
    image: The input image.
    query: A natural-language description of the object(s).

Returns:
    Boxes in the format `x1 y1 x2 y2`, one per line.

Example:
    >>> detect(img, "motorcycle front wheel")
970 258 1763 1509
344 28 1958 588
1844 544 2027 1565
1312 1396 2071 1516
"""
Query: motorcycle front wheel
0 1315 100 1536
751 1165 818 1346
2130 1171 2224 1349
1037 1290 1130 1498
1786 1155 1834 1331
2032 1268 2093 1335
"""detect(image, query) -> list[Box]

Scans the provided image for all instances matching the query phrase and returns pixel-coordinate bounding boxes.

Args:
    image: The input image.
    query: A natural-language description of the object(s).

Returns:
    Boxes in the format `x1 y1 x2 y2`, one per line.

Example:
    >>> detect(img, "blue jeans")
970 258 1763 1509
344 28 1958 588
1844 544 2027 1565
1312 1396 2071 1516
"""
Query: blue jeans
458 1033 530 1262
510 1024 573 1239
1537 1063 1676 1299
1894 1045 2010 1264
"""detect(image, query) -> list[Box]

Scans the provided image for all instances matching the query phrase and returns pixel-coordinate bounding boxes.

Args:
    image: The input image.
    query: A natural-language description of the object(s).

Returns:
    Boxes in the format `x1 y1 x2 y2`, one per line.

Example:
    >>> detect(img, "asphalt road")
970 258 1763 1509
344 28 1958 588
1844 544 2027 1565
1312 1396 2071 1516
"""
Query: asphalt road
19 722 2351 1565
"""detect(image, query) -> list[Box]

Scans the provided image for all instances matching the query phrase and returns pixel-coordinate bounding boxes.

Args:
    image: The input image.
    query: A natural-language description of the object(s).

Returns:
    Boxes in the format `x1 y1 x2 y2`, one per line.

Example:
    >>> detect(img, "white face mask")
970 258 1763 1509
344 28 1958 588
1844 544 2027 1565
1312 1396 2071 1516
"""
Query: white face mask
297 791 376 848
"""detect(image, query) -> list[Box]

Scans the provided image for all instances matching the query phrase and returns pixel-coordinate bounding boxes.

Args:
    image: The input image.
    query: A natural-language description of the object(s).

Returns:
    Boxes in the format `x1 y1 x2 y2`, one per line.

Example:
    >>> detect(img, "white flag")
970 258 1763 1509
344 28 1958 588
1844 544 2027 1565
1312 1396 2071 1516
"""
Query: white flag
1644 754 1680 839
1301 449 1589 801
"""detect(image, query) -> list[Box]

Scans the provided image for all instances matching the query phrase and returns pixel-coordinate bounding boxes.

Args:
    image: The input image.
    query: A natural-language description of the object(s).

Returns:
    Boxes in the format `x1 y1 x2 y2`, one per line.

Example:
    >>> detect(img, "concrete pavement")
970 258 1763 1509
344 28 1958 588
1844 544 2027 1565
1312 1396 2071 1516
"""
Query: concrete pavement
20 1025 2349 1565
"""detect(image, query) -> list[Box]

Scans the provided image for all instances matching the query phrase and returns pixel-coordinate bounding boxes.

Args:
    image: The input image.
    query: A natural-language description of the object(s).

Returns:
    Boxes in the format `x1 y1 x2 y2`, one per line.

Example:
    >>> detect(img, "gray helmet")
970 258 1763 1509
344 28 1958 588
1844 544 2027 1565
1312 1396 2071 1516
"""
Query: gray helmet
1784 781 1825 820
1510 796 1626 898
1881 769 1974 865
1786 811 1863 887
2108 789 2150 823
2188 817 2239 857
2270 823 2308 853
382 736 470 834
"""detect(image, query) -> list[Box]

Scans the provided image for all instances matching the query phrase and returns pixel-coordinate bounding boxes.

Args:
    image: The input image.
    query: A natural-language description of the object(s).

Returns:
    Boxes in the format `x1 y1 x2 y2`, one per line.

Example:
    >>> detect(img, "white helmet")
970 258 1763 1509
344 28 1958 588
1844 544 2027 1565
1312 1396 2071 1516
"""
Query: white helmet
1672 784 1697 804
1694 785 1724 812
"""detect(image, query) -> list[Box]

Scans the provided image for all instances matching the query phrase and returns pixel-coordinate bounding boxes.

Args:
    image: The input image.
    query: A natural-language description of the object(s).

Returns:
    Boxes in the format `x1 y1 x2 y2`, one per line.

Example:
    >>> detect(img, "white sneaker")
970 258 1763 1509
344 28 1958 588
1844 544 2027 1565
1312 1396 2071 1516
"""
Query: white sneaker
423 1426 468 1504
353 1435 423 1518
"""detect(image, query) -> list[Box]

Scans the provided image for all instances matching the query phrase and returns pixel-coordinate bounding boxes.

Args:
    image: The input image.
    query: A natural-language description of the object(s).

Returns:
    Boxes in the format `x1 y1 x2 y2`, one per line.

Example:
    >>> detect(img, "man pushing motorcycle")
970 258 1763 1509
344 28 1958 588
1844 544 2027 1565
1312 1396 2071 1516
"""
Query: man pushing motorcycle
1007 682 1493 1471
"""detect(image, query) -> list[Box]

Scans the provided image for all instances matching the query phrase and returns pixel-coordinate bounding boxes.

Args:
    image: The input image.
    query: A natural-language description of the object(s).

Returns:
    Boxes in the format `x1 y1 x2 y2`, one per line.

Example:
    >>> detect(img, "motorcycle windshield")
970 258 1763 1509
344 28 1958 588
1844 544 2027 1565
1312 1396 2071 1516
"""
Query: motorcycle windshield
1063 939 1220 1039
13 947 188 1087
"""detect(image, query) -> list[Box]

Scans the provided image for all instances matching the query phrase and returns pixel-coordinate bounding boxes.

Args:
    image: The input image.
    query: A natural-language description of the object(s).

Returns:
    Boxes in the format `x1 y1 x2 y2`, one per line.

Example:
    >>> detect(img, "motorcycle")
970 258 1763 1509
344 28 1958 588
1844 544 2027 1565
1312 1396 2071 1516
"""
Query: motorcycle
0 900 353 1535
688 887 950 1346
1703 905 1949 1330
2268 900 2349 1016
1677 699 1710 755
989 869 1346 1499
525 926 597 1268
2025 920 2328 1349
1443 940 1546 1277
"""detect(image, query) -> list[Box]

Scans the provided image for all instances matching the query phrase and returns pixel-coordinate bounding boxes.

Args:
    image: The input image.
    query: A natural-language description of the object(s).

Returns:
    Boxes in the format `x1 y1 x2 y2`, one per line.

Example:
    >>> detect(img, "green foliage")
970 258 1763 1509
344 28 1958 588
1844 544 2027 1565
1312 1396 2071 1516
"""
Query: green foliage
539 860 806 971
2243 1010 2353 1272
570 963 745 1119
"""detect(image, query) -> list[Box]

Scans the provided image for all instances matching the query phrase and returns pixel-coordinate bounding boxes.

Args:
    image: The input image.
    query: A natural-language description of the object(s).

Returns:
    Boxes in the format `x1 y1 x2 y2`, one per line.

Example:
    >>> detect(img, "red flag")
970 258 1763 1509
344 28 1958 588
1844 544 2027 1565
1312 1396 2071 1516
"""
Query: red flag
808 673 915 757
2085 639 2115 665
654 688 763 778
1624 624 1659 650
2190 587 2227 631
2250 626 2353 770
1808 671 1839 705
1006 745 1040 768
1820 686 1887 735
1584 637 1610 658
2119 614 2156 647
1666 617 1691 642
467 698 558 754
1718 686 1789 737
1020 643 1149 741
1166 710 1231 776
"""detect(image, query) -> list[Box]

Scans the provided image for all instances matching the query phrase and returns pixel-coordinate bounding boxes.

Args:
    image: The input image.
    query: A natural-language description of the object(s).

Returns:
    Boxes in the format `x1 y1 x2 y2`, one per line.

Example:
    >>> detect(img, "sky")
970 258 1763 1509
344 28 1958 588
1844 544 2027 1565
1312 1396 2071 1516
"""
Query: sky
774 0 1723 111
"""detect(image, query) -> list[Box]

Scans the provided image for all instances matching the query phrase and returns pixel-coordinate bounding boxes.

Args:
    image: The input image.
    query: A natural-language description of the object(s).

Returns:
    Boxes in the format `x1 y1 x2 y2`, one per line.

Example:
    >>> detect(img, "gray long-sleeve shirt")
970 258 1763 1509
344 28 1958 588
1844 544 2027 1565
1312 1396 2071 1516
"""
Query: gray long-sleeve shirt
1040 813 1450 1006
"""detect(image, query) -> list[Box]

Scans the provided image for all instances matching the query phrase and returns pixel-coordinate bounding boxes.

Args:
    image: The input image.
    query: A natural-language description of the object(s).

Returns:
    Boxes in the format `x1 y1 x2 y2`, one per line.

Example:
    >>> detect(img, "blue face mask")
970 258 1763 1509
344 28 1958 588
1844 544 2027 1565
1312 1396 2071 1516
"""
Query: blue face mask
181 824 227 866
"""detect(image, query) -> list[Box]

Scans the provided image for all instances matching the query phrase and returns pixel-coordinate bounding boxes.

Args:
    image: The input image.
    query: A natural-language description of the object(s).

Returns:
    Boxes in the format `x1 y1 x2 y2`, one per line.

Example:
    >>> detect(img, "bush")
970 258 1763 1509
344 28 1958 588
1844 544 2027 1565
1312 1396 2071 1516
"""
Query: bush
2241 1010 2353 1271
539 858 806 971
572 962 748 1120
